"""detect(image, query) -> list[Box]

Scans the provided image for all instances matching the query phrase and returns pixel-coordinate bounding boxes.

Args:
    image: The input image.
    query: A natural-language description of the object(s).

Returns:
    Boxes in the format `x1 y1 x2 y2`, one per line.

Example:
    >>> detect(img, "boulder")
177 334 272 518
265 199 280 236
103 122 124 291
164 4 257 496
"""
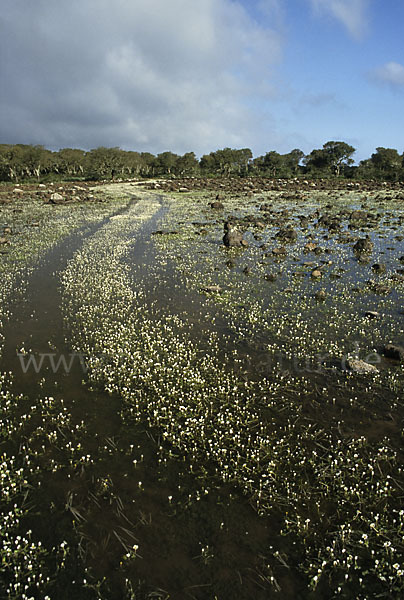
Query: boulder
50 192 64 203
346 359 378 374
223 222 245 247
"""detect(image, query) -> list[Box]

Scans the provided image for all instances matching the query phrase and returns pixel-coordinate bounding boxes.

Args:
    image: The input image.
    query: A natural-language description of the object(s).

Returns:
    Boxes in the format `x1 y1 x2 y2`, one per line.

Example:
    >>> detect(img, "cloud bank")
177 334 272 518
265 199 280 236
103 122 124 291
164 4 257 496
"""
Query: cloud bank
0 0 283 154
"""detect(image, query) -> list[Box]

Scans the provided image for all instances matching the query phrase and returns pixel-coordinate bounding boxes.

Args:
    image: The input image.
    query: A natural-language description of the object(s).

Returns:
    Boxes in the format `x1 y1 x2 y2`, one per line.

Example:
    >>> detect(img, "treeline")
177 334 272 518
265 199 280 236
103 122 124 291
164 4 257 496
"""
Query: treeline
1 141 404 182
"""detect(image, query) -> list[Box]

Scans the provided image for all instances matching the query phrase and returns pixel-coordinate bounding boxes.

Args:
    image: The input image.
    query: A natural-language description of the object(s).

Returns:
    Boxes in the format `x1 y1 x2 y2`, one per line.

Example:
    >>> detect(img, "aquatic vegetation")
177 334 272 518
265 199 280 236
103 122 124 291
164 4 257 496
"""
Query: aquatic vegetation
60 185 404 597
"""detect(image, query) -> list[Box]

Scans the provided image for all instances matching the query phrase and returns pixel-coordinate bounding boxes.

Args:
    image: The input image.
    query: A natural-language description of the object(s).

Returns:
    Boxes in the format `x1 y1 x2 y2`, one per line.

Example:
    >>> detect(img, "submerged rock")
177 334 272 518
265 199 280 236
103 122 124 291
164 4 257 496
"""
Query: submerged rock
365 310 380 319
223 222 246 247
353 235 374 253
372 263 386 274
276 227 297 242
202 285 223 293
383 344 404 362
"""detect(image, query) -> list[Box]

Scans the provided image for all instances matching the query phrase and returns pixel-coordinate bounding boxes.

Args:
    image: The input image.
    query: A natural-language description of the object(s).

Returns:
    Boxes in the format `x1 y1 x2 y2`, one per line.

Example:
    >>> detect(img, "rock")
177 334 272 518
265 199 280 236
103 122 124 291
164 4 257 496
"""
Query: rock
350 210 369 222
210 201 224 209
202 285 222 293
3 227 12 235
383 344 404 362
223 222 245 247
372 263 386 274
0 237 9 245
50 192 64 202
311 270 322 279
346 358 379 374
13 188 24 193
315 290 326 301
353 235 374 253
365 311 380 319
368 281 391 295
272 247 287 256
276 227 297 242
304 242 317 252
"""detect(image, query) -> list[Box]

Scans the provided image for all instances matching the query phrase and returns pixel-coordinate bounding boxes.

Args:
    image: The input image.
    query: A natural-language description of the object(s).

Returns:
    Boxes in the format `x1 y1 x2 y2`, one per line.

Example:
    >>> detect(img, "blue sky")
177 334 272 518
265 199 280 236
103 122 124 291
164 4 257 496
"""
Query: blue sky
0 0 403 163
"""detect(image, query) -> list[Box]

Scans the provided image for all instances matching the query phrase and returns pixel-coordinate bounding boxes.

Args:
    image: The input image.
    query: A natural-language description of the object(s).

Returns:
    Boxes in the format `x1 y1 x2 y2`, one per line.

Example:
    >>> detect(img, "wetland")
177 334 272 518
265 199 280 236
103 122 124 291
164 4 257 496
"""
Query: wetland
1 178 404 599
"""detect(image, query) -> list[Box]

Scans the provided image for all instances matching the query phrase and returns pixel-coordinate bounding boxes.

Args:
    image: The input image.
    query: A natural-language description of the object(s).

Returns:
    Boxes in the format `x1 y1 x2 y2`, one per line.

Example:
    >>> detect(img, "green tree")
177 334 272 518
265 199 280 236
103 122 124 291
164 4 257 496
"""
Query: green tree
304 141 355 177
86 147 125 179
262 151 283 177
370 147 402 180
284 149 305 176
56 148 86 176
175 152 199 176
155 151 179 176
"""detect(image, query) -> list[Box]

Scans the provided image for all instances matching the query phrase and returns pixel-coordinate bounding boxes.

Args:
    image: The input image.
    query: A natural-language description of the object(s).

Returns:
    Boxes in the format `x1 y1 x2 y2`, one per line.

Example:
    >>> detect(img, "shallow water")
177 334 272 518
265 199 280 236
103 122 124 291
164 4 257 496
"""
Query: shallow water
1 194 296 599
2 186 404 599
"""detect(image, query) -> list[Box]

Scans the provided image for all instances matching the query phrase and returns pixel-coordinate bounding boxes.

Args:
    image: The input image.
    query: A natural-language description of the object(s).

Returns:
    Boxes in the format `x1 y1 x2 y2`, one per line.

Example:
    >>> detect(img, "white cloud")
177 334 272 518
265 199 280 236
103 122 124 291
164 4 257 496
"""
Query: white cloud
308 0 370 39
371 61 404 88
0 0 284 154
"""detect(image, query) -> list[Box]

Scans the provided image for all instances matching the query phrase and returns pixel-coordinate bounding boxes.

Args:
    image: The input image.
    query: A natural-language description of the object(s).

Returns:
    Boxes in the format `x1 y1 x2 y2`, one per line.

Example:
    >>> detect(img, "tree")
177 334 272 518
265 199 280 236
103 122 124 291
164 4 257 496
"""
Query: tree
200 153 217 174
304 141 355 177
139 152 156 176
56 148 86 176
86 147 125 179
155 151 179 176
175 152 199 176
284 149 305 176
262 151 283 177
370 147 402 180
322 141 355 176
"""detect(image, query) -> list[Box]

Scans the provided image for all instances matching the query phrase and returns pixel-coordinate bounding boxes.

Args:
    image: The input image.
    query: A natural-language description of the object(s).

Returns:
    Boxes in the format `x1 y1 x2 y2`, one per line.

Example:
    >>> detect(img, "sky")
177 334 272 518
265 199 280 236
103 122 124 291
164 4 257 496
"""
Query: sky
0 0 403 163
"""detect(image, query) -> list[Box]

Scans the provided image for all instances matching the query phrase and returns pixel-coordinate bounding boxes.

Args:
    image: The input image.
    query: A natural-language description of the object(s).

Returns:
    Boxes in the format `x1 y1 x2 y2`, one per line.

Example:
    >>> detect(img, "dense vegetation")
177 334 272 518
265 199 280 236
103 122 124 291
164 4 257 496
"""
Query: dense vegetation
1 141 404 182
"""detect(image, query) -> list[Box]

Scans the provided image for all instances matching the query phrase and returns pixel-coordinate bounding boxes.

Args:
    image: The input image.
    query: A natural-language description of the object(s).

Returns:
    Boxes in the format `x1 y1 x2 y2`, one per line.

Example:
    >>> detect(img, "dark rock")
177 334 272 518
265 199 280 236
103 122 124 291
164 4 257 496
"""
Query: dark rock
315 290 326 301
353 235 374 253
210 201 224 209
365 310 380 319
383 344 404 362
202 285 222 293
372 263 386 274
223 222 245 247
276 227 297 242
